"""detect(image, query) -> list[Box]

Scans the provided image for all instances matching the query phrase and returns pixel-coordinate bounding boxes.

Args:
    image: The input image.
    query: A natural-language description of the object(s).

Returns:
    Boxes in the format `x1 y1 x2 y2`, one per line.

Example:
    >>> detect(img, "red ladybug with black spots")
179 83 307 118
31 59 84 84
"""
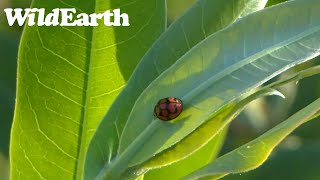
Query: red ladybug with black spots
154 97 183 121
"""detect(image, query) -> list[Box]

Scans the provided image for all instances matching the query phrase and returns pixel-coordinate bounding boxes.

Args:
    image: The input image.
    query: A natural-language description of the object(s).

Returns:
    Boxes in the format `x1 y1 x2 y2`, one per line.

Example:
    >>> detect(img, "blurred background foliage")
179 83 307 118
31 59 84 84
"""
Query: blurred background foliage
1 0 319 179
1 1 32 179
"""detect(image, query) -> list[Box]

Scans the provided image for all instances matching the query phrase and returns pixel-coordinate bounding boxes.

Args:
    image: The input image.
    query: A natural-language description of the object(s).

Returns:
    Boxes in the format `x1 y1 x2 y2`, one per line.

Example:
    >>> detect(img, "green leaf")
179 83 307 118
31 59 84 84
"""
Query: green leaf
167 0 196 23
144 66 320 179
97 1 320 179
10 0 165 179
183 97 320 180
267 0 287 6
141 88 286 180
122 0 320 164
85 0 268 178
130 88 285 175
131 65 320 179
147 64 320 180
222 143 320 180
143 128 227 180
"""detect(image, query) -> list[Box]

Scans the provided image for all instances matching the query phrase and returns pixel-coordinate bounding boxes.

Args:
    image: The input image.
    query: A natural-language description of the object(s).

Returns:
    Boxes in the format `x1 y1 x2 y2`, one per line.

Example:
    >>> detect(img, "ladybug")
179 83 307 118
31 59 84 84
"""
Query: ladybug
154 97 183 121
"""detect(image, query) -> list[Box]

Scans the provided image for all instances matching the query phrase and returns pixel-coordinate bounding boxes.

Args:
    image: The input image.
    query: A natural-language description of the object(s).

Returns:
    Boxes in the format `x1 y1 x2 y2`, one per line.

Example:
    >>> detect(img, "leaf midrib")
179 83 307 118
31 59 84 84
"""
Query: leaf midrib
156 24 320 153
114 0 269 155
183 25 320 102
75 2 97 180
118 20 320 165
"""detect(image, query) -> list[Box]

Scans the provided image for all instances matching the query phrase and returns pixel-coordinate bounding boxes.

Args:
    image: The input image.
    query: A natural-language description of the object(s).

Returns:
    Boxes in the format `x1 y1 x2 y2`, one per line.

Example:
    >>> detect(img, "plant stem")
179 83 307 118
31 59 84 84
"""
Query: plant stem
95 120 160 180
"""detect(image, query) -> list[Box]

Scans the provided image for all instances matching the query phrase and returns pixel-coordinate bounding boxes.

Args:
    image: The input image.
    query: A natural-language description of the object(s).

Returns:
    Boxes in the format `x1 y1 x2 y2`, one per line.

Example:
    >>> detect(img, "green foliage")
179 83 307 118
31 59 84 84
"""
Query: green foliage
87 0 320 179
223 143 320 180
85 0 268 179
144 128 227 180
184 97 320 179
10 0 165 179
7 0 320 179
140 64 320 178
166 0 197 23
267 0 287 6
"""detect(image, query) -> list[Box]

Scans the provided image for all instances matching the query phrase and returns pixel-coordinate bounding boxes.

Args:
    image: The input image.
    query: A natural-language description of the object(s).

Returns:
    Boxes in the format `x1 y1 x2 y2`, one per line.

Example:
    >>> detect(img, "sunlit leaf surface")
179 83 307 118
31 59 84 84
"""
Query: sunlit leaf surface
10 0 165 179
85 0 268 178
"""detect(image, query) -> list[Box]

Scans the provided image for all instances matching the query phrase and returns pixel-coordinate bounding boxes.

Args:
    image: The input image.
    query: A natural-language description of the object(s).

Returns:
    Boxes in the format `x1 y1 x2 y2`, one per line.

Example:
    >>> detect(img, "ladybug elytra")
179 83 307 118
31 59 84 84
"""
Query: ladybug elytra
154 97 183 121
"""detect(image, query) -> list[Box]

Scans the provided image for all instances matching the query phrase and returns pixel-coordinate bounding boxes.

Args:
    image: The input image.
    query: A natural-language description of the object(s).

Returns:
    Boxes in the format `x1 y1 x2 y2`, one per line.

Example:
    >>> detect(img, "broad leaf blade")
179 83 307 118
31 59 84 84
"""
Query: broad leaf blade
144 128 227 180
113 0 320 177
135 88 284 170
183 97 320 180
10 0 165 179
140 88 285 179
85 0 268 178
141 64 320 179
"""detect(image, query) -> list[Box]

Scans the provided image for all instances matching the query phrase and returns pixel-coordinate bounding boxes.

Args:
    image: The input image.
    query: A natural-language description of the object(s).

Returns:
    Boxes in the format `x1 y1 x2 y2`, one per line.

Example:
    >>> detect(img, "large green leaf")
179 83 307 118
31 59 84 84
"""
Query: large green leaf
10 0 165 179
140 64 319 169
143 85 292 180
96 1 320 179
156 63 320 180
85 0 268 178
183 97 320 180
135 78 303 179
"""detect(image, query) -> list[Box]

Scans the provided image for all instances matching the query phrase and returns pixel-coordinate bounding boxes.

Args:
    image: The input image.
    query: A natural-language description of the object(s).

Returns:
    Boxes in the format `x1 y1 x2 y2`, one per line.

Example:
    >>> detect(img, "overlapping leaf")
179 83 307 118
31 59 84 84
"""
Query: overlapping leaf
85 0 268 178
123 64 320 179
183 97 320 180
138 64 320 178
143 128 228 180
95 1 320 179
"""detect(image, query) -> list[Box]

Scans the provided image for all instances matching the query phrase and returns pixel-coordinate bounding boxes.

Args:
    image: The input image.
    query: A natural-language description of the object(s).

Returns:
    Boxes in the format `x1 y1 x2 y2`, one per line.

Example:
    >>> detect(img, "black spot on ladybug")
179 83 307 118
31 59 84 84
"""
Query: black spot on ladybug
154 97 183 121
